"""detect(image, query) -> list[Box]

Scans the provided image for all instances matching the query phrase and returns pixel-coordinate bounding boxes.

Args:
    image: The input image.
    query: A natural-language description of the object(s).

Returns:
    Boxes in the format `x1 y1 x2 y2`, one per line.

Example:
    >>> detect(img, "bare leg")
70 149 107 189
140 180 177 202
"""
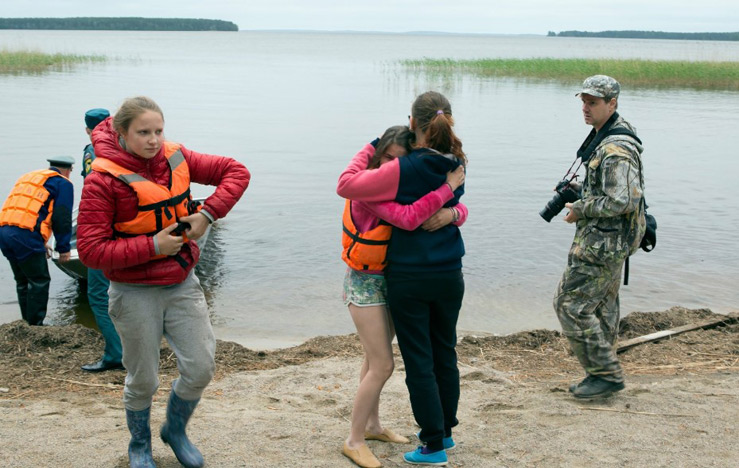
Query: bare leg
357 355 381 433
363 318 396 433
345 304 395 450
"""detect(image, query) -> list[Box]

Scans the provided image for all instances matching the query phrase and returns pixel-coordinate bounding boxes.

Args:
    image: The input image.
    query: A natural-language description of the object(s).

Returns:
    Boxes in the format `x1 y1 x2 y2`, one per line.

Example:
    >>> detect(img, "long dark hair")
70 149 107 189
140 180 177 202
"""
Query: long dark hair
411 91 466 165
367 125 413 169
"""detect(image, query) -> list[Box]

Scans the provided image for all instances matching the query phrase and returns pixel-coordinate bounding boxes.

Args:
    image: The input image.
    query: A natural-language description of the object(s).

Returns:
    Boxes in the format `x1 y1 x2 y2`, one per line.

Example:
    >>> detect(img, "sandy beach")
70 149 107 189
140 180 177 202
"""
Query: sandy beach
1 306 737 467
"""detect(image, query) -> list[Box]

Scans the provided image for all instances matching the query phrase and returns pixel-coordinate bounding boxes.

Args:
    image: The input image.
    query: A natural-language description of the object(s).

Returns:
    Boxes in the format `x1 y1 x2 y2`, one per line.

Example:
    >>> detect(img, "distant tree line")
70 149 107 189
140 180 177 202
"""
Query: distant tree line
547 30 739 41
0 17 238 31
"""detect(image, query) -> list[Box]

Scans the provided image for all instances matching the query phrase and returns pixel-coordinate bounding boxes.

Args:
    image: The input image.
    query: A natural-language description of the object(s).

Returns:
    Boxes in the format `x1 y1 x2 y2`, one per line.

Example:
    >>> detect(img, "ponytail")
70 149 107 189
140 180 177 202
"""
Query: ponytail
411 91 466 165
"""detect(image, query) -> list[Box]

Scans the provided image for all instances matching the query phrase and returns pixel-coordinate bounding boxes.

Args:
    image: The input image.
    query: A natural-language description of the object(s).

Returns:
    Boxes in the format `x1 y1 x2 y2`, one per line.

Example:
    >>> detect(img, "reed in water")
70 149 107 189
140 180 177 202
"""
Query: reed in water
401 58 739 90
0 49 105 74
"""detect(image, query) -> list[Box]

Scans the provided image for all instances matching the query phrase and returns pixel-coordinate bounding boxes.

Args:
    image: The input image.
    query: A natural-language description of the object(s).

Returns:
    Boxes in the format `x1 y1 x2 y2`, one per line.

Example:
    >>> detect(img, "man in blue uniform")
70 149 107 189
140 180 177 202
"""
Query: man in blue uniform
80 108 124 372
0 156 75 326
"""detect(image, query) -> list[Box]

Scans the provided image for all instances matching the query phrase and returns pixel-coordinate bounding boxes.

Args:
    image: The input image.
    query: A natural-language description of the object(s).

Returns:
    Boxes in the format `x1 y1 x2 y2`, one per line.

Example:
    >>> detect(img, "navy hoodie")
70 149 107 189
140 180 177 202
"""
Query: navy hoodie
387 148 465 273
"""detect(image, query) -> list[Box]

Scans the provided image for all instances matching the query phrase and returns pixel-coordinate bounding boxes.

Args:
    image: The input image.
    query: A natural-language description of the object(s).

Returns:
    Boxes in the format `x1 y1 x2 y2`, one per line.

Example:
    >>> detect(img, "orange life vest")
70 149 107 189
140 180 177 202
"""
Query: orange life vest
341 200 392 271
0 169 64 242
91 142 195 258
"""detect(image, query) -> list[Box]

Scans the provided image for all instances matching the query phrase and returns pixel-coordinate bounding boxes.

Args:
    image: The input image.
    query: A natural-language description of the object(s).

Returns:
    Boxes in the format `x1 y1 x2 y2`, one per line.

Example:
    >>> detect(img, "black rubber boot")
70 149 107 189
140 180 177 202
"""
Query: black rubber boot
125 407 156 468
573 376 625 399
569 374 595 393
160 391 204 468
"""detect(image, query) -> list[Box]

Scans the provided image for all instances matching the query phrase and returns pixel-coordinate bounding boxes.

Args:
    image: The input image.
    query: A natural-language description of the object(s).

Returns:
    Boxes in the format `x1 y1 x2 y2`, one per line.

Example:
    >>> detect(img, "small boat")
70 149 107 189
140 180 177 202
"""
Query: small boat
51 197 211 281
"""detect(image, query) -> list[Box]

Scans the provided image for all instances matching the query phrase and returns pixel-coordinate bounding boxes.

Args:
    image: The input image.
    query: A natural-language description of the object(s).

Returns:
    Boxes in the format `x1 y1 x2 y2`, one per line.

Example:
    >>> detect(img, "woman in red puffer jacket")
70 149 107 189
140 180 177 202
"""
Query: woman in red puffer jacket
77 96 249 468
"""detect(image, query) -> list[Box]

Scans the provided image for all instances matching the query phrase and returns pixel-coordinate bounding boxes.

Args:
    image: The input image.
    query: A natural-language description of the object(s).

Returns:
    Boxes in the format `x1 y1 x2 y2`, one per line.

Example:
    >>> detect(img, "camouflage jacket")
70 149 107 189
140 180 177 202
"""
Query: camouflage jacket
570 115 646 263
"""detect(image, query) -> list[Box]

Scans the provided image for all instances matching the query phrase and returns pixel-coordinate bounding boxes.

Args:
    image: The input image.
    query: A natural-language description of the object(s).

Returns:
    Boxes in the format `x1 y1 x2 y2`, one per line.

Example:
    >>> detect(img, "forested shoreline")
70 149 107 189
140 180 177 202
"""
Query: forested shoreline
0 17 238 31
548 30 739 41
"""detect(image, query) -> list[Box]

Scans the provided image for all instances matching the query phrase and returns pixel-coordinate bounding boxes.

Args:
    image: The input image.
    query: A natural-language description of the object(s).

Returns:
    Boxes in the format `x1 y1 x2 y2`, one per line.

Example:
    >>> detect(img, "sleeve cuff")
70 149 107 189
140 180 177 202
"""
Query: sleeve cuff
571 201 585 219
200 209 215 224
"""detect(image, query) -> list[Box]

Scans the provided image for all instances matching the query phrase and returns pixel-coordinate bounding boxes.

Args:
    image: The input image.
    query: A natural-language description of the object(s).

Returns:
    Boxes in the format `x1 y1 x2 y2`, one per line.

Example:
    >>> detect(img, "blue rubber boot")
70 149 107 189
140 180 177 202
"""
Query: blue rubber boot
160 391 204 468
125 407 156 468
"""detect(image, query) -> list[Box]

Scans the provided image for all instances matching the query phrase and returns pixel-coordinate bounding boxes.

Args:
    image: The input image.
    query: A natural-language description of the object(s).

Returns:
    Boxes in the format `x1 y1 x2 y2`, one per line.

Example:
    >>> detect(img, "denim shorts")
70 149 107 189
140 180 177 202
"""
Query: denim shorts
343 268 387 307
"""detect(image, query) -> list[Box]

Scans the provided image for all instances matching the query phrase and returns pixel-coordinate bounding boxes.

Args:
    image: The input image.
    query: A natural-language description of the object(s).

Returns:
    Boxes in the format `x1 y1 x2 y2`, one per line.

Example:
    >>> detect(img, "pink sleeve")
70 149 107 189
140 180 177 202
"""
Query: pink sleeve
363 184 454 231
453 202 468 227
336 143 400 202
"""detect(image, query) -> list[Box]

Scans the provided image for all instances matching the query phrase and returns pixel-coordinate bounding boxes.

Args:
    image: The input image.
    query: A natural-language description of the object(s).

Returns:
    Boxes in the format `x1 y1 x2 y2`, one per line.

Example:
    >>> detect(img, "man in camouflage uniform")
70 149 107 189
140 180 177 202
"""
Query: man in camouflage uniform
554 75 646 398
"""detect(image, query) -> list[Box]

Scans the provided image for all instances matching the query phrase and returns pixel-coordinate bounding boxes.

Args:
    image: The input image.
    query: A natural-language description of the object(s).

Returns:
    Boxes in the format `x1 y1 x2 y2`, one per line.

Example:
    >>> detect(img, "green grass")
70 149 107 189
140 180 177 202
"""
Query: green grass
400 58 739 91
0 49 106 74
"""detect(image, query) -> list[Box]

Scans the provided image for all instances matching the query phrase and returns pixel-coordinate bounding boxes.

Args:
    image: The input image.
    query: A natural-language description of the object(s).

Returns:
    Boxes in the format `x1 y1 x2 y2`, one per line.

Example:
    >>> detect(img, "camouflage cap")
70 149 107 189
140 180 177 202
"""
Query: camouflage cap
576 75 620 100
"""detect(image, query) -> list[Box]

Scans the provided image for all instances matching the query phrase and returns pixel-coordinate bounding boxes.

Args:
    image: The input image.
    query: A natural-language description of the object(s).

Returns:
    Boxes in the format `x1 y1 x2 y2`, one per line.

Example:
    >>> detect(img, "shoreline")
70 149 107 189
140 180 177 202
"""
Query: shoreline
0 301 735 352
1 306 736 467
1 306 735 395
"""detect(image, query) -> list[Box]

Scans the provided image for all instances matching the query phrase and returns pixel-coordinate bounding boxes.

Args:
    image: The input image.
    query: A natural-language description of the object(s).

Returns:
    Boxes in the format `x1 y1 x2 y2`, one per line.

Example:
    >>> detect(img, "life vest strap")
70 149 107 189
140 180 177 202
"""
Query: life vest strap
117 173 149 185
342 225 390 246
138 188 191 211
113 229 157 238
167 149 186 171
174 254 189 269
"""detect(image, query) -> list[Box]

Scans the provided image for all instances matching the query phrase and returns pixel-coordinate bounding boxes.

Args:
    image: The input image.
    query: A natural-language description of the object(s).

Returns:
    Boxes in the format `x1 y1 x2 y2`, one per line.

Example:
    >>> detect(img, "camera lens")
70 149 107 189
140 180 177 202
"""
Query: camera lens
539 193 566 222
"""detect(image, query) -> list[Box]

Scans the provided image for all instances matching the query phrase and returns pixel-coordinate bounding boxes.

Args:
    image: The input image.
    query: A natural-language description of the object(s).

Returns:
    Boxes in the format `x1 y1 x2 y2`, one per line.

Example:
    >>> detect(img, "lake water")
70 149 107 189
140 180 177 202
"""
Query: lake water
1 30 738 349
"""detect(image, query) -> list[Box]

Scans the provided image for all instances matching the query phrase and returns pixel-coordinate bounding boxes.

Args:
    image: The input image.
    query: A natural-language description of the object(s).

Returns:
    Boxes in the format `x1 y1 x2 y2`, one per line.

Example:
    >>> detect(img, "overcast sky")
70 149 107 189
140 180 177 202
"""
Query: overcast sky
2 1 738 35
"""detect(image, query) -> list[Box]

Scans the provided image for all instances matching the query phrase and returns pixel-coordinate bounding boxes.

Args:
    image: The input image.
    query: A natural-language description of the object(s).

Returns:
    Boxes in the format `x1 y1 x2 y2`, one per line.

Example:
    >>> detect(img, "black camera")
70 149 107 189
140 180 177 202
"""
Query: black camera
539 179 581 222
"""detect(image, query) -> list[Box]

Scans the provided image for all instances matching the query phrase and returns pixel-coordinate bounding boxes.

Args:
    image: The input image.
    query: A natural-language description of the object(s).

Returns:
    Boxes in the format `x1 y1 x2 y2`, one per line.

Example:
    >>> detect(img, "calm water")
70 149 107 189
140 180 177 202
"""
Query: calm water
1 31 738 349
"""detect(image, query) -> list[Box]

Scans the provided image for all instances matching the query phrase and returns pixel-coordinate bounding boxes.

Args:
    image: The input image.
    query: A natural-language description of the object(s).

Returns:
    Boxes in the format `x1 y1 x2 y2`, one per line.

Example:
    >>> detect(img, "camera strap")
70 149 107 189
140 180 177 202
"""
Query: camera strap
573 112 645 286
562 157 583 182
576 112 643 165
576 112 620 163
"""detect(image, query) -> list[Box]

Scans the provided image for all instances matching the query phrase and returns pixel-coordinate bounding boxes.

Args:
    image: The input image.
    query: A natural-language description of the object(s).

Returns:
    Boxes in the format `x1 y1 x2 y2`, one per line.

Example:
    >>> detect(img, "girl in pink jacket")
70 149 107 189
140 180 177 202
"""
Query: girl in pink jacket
340 125 466 468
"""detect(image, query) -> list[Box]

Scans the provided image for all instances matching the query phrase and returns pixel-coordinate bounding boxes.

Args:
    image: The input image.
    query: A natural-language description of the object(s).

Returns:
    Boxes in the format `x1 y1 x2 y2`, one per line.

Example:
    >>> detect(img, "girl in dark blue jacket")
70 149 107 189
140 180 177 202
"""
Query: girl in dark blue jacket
338 91 467 466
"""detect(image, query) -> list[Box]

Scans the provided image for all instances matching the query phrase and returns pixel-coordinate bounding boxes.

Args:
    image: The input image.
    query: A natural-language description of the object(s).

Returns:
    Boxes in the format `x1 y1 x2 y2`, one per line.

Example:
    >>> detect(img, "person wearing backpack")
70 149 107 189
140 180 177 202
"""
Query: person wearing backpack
554 75 646 399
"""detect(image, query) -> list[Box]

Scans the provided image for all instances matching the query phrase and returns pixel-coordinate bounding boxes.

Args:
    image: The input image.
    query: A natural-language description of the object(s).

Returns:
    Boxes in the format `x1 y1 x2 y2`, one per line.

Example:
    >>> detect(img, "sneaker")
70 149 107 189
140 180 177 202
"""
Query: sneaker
415 431 455 451
573 376 625 399
442 436 455 451
569 374 596 393
403 446 448 466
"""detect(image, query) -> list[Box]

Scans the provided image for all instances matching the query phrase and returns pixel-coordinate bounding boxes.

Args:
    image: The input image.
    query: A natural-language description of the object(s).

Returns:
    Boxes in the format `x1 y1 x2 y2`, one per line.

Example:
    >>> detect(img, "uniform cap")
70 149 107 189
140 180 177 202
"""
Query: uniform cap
84 108 110 130
47 156 75 169
577 75 620 100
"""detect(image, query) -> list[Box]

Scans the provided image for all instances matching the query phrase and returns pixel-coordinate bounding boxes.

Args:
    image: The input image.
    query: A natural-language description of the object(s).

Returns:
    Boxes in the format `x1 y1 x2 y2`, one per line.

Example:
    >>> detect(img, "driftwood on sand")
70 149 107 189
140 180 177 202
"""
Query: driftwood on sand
617 311 738 353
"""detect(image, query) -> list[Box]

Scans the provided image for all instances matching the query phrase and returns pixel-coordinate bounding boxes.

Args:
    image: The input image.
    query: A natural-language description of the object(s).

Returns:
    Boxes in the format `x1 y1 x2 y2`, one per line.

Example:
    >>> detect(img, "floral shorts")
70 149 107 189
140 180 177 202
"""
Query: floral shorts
343 268 387 307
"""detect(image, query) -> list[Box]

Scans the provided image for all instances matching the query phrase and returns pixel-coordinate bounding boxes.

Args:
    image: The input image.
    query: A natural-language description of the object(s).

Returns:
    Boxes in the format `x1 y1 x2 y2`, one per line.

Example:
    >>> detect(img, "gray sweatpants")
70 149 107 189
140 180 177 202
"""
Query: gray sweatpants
109 272 216 411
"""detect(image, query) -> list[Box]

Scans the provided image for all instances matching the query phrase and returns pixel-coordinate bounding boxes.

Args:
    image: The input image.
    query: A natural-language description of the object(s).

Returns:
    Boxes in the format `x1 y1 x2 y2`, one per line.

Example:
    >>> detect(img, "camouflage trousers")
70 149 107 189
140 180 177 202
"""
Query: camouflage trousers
554 254 625 383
